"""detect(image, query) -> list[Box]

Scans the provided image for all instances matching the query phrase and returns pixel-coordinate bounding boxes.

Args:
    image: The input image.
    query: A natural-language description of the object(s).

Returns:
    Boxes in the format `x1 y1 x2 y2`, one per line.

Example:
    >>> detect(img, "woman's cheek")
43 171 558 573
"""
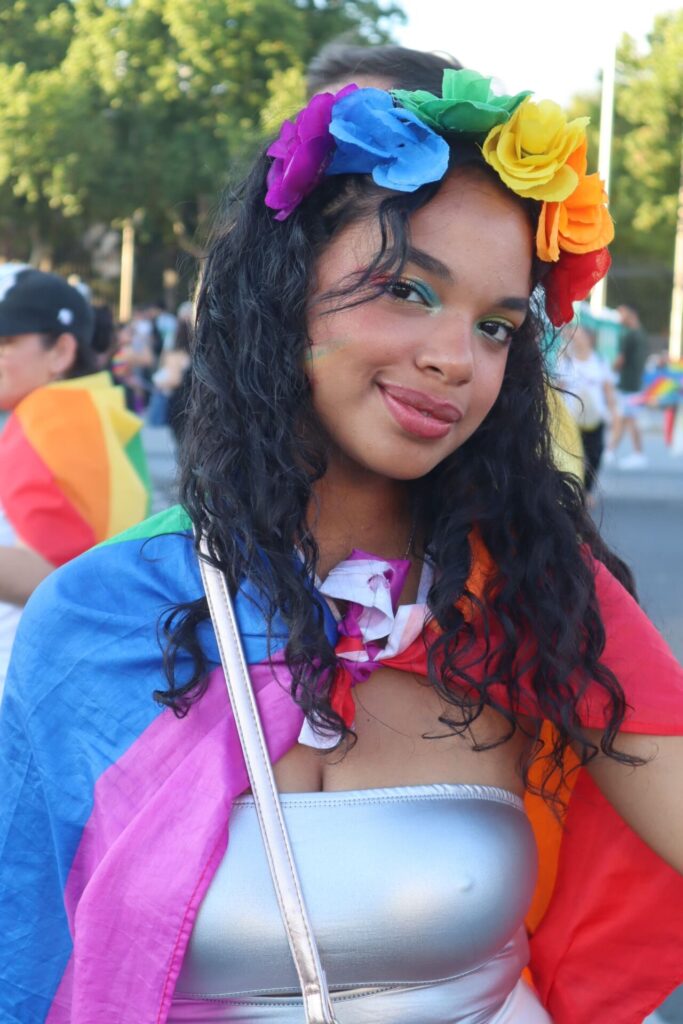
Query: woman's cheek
305 334 354 378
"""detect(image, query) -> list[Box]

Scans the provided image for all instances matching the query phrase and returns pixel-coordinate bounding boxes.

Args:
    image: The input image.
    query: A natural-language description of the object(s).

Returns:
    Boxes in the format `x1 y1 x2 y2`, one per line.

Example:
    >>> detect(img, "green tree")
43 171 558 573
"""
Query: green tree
0 0 404 296
0 0 74 70
570 12 683 332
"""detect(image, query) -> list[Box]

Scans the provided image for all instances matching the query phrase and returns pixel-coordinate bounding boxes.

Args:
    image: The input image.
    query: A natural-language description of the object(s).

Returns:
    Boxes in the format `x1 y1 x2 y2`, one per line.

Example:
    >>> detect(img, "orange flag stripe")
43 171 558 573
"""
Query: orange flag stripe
16 388 110 542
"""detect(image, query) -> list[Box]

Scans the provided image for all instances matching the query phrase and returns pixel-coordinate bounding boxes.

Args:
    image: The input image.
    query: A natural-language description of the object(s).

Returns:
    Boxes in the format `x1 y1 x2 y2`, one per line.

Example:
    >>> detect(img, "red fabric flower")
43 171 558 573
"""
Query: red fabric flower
543 247 611 327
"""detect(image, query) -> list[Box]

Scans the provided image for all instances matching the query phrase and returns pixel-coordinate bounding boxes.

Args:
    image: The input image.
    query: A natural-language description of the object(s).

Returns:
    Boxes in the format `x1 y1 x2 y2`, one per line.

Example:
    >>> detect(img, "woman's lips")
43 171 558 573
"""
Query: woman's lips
378 383 462 440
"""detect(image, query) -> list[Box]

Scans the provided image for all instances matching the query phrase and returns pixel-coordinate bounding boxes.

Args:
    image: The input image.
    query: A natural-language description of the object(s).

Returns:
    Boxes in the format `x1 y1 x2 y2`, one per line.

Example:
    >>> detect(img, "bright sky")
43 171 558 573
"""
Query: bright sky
394 0 677 104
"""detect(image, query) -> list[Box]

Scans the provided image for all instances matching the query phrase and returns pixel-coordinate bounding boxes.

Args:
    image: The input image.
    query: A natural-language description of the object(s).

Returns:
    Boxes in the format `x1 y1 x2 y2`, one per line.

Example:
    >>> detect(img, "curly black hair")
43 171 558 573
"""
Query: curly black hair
155 137 641 801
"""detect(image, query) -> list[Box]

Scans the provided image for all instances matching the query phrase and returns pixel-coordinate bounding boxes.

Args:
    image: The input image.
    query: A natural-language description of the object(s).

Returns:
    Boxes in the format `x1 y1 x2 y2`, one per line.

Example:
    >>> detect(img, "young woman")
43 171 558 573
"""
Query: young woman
307 42 586 487
1 72 682 1024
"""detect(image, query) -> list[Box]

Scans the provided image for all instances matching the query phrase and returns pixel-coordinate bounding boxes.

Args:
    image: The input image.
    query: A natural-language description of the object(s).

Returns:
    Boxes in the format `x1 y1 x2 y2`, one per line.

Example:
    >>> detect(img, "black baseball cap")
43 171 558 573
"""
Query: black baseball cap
0 268 95 347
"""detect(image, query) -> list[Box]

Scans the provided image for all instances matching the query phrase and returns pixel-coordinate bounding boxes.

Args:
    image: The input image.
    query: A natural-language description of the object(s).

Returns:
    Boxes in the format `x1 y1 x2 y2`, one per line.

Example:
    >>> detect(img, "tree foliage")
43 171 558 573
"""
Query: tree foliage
0 0 74 71
0 0 403 293
570 11 683 332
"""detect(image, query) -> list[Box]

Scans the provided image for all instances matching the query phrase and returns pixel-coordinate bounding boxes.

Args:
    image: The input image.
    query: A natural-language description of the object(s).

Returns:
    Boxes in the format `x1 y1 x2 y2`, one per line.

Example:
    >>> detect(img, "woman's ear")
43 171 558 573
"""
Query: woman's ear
48 332 78 378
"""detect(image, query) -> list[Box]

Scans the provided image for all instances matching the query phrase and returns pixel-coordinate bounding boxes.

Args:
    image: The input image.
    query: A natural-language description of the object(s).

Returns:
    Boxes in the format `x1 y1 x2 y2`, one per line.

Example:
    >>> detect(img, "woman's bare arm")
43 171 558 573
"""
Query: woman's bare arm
0 544 54 605
584 728 683 874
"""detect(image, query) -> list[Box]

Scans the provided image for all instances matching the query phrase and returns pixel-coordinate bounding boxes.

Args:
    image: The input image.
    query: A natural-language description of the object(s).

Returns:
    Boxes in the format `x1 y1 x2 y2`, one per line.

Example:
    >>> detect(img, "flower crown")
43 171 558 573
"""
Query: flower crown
264 69 613 328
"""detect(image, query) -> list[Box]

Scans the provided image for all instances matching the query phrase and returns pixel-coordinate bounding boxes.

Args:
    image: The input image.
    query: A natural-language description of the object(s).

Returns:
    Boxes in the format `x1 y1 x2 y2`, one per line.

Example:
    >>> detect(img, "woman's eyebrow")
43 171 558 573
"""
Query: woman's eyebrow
404 246 454 281
496 297 530 313
404 248 530 313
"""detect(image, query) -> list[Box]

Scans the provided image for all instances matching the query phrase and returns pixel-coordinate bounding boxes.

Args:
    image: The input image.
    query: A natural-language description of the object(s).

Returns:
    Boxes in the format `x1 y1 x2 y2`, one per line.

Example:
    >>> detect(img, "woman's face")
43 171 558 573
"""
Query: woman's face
306 170 534 481
0 333 63 411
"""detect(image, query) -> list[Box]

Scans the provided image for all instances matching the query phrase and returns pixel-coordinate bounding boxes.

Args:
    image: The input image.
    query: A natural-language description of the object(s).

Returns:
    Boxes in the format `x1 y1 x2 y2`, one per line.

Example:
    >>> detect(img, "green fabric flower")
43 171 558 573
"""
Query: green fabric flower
392 69 531 136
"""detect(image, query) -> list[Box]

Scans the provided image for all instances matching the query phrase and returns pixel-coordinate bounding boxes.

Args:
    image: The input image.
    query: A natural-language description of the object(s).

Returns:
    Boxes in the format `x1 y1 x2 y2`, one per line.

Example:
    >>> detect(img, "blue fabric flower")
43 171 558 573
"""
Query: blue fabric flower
326 88 449 192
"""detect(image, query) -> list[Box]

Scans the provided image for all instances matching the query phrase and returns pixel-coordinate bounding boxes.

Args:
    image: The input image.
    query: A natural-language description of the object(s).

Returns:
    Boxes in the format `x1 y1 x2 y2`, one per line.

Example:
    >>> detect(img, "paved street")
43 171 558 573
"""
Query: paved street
595 425 683 662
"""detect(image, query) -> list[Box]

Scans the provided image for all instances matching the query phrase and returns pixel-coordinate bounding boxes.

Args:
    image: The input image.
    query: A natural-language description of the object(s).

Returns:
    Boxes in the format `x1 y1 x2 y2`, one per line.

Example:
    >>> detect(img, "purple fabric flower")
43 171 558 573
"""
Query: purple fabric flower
265 84 358 221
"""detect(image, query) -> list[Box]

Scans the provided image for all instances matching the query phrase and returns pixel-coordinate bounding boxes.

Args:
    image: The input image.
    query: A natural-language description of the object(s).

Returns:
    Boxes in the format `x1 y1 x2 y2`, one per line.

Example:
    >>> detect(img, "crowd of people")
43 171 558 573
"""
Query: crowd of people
0 40 682 1024
109 298 193 442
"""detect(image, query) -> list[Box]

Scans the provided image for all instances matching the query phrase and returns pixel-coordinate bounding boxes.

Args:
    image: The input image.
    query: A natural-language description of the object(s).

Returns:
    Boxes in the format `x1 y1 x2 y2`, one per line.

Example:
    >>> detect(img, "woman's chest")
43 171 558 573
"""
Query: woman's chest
173 782 536 1004
273 665 532 797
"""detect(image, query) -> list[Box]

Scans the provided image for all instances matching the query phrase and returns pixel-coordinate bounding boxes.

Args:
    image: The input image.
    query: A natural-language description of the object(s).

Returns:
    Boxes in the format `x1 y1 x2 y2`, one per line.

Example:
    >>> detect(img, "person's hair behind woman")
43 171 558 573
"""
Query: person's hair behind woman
307 41 462 94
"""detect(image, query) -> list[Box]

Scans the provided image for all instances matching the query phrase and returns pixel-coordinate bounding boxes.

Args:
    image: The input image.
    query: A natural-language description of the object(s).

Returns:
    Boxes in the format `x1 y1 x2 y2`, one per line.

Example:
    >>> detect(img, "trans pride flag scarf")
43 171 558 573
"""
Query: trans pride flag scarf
0 505 682 1024
0 372 150 566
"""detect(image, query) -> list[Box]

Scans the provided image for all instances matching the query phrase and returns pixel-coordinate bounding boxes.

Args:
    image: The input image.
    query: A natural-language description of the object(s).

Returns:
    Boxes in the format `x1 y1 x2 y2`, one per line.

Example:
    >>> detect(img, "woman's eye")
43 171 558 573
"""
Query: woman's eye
384 278 438 308
477 319 516 346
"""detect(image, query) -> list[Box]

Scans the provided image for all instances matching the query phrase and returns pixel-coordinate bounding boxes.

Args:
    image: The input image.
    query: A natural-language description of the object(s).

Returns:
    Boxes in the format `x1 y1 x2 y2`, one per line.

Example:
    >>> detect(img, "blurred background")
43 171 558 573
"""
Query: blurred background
0 0 680 335
1 2 681 1019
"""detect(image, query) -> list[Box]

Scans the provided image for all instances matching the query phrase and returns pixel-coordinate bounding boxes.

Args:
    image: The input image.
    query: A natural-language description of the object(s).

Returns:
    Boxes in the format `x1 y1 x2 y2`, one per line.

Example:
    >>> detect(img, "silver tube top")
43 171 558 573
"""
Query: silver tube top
171 784 547 1023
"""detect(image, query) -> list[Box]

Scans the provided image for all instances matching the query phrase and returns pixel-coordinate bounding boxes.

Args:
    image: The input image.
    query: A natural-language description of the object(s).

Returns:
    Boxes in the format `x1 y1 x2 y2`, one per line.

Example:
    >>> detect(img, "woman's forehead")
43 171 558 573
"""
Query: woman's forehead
319 169 533 289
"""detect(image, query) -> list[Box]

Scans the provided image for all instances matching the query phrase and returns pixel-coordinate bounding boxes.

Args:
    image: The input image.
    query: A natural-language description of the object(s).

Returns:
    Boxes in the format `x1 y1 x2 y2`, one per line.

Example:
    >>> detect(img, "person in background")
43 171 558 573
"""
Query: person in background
91 302 118 371
166 300 194 443
147 300 193 437
605 303 649 468
556 323 618 503
117 306 159 411
0 269 151 692
153 300 179 351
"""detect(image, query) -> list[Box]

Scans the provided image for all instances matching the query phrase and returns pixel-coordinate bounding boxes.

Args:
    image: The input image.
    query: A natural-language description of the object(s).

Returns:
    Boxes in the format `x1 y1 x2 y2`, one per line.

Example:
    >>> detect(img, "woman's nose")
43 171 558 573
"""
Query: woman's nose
414 318 474 385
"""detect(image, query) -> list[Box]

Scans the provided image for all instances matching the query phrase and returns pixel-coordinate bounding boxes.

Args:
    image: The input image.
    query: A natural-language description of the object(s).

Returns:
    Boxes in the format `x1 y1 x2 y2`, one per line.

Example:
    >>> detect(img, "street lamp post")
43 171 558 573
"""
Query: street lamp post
590 39 616 316
119 217 135 323
669 140 683 361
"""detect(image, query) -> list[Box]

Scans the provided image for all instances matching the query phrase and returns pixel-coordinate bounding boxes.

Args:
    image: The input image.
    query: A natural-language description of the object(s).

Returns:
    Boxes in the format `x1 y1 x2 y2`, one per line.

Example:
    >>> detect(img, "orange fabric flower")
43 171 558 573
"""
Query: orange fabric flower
536 142 614 261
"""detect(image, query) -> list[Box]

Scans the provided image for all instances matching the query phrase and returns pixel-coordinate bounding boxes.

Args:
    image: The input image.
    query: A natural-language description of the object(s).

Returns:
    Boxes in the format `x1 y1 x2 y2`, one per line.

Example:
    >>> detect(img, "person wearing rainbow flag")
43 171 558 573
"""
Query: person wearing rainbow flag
0 71 682 1024
0 269 151 690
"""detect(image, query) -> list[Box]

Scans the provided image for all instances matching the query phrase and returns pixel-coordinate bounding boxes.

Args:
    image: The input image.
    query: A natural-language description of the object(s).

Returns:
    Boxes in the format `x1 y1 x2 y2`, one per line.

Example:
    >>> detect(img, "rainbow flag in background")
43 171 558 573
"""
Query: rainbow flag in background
0 371 150 566
634 362 683 408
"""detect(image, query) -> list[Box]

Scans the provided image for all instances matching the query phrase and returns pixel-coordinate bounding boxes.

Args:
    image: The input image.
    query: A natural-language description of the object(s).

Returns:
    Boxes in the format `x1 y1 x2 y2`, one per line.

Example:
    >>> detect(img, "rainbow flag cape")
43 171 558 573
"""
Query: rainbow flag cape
0 372 150 566
0 506 682 1024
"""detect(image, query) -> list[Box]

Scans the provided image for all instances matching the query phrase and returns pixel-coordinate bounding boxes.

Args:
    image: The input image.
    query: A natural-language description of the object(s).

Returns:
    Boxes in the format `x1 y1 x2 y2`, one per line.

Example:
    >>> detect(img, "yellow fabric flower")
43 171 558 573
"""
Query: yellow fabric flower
482 98 589 202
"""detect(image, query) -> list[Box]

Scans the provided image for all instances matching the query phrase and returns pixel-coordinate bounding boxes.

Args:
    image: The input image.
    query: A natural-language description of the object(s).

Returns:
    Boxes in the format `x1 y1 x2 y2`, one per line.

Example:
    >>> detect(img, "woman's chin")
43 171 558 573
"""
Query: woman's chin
355 452 448 482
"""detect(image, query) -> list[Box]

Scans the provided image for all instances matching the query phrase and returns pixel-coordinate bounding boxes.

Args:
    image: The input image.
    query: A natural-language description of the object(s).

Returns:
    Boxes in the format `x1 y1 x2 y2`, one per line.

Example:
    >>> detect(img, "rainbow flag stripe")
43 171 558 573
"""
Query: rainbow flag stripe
0 372 150 565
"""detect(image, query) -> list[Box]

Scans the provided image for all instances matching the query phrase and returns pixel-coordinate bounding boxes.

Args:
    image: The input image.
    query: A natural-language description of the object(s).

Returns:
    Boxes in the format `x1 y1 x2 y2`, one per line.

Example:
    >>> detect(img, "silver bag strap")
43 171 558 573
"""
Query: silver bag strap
198 535 338 1024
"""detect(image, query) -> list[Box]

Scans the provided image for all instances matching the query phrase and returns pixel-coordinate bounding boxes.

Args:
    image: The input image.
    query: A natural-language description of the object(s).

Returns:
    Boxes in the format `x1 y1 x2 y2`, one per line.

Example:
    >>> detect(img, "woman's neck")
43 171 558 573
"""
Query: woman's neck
309 460 415 580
